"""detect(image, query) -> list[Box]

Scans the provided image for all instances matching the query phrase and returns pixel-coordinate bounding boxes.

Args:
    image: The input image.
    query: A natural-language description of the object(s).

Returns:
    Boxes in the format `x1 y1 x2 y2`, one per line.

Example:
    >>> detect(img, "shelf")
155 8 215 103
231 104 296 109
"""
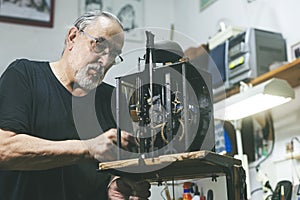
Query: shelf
226 58 300 98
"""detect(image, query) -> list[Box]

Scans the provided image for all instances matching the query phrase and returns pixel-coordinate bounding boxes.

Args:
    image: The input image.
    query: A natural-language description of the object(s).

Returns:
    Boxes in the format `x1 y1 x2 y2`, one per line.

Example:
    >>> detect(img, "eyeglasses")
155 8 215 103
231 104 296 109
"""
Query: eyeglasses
80 30 123 65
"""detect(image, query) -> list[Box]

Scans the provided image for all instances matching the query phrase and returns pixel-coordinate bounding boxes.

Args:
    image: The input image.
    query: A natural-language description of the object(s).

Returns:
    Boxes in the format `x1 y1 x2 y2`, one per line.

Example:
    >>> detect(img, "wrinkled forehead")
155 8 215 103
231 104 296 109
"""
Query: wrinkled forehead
86 16 125 49
107 32 124 52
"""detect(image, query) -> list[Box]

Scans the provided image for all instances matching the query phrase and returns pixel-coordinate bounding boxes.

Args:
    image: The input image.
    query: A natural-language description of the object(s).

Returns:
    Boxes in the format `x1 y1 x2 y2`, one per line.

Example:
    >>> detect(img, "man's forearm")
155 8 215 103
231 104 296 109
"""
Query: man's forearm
0 129 92 170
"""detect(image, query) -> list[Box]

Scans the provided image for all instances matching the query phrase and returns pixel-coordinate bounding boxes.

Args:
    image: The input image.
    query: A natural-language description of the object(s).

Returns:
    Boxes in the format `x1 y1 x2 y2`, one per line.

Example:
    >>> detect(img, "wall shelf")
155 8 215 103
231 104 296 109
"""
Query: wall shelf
226 58 300 98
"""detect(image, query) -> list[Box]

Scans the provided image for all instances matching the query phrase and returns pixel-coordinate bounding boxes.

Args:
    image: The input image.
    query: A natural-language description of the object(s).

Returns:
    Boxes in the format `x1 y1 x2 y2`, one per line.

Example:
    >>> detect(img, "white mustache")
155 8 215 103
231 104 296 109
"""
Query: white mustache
75 63 107 91
87 64 106 76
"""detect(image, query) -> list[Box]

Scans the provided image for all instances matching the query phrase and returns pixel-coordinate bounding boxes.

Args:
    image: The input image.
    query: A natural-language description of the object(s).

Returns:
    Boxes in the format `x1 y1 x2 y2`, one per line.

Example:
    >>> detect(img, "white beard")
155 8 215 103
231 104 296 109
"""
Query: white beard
75 63 106 91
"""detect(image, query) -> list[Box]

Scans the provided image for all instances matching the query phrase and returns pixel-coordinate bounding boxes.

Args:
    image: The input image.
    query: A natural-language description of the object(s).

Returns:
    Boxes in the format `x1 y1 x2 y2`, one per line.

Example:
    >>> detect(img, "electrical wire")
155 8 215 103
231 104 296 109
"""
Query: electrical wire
250 112 275 195
291 136 300 143
255 112 275 170
251 187 263 195
160 188 167 200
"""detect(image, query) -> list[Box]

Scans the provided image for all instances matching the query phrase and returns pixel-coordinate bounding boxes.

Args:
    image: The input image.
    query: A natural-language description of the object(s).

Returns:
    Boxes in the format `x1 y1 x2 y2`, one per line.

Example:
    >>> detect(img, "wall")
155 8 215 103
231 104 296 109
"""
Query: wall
0 0 175 79
1 0 300 199
173 0 300 61
0 0 77 74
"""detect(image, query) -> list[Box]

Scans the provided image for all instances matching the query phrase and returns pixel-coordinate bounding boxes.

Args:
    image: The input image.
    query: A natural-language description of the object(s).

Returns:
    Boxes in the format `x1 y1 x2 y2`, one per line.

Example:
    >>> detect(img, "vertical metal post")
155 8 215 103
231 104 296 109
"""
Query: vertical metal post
234 119 251 199
181 62 189 150
165 73 172 146
116 77 121 160
145 31 155 156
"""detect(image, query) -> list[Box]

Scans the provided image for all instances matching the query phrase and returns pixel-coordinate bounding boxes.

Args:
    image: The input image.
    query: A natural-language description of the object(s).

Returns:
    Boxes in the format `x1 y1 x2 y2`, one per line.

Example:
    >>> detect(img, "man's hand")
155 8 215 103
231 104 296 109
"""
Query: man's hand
108 177 151 200
86 128 139 162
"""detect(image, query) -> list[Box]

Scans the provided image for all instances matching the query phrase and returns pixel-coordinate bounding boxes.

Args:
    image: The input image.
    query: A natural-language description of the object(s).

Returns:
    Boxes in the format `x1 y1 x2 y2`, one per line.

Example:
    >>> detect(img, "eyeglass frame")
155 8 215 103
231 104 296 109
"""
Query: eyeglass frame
79 29 124 65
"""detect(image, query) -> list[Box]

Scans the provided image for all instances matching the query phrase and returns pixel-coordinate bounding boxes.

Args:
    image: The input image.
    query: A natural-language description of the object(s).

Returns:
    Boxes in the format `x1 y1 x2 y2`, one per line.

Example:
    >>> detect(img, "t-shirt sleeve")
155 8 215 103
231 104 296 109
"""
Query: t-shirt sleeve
0 60 32 133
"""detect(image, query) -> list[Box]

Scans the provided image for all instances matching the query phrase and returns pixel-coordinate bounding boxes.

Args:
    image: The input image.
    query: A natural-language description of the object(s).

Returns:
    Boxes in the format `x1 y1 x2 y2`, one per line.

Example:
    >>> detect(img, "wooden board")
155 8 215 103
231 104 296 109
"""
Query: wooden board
98 150 241 182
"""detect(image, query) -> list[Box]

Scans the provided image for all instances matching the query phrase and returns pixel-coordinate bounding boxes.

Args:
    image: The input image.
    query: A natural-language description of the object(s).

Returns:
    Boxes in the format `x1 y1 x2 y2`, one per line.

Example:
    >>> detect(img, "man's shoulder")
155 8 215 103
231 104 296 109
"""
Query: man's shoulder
97 82 115 93
8 58 48 69
94 82 116 103
5 59 49 76
99 82 115 89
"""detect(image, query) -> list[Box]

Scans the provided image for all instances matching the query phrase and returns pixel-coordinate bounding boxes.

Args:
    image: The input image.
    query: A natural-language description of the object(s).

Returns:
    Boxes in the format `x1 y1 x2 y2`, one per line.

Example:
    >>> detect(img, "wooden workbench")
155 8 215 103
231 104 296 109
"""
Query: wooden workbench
99 150 247 199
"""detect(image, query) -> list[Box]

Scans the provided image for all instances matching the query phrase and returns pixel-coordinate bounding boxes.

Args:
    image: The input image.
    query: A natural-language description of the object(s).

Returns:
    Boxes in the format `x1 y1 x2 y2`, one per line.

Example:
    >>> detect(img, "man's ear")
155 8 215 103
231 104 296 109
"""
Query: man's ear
66 27 79 50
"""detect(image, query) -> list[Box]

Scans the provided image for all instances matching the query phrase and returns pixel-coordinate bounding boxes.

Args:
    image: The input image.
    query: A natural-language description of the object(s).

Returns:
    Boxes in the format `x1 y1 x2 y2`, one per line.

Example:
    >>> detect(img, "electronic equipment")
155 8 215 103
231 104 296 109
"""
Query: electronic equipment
214 120 237 156
227 28 287 86
208 40 230 100
208 28 287 93
209 41 228 87
115 31 214 159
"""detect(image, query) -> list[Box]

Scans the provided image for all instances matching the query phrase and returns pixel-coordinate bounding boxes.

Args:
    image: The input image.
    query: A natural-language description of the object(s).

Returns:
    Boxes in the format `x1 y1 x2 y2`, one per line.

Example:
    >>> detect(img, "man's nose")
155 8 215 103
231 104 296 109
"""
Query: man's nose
96 52 109 65
96 53 115 70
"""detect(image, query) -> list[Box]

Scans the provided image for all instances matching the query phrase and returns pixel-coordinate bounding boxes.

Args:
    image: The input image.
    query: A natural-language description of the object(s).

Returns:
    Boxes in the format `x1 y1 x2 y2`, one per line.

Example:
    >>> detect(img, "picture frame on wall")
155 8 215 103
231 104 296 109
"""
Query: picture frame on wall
200 0 217 12
79 0 145 42
0 0 55 28
78 0 103 14
291 42 300 61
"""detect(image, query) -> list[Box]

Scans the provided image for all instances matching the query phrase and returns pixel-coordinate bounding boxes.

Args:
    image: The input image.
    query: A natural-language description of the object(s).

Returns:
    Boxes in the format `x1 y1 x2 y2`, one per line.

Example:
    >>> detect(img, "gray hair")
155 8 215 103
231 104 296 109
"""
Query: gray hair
61 10 123 54
74 10 123 31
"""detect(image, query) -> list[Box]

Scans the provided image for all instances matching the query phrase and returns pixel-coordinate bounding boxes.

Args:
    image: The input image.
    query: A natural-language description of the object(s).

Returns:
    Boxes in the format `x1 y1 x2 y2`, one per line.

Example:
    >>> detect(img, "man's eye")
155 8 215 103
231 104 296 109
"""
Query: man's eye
95 44 107 52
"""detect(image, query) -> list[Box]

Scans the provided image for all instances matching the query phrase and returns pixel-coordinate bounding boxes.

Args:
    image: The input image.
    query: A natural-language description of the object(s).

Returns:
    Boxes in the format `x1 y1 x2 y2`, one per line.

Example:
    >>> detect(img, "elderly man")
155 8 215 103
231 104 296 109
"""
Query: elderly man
0 11 150 200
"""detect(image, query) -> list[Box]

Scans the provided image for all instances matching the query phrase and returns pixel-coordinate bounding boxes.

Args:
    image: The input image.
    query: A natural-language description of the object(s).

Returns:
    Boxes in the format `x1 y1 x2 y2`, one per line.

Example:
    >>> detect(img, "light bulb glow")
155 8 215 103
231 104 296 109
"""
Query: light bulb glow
215 94 291 120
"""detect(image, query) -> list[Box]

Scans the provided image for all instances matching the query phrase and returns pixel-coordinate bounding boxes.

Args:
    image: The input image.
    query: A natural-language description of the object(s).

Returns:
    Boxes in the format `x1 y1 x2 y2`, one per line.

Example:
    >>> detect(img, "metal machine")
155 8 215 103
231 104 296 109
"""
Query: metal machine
115 31 215 159
209 28 287 95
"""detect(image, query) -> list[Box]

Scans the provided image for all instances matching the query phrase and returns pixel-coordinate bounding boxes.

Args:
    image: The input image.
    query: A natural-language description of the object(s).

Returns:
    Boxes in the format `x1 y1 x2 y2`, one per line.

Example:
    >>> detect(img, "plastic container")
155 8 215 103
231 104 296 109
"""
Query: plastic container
183 182 193 200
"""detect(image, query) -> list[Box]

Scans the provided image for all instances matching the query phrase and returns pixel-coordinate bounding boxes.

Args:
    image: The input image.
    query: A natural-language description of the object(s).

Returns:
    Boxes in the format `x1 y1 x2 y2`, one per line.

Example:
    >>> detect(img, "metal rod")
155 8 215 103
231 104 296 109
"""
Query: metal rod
182 62 189 150
116 77 121 160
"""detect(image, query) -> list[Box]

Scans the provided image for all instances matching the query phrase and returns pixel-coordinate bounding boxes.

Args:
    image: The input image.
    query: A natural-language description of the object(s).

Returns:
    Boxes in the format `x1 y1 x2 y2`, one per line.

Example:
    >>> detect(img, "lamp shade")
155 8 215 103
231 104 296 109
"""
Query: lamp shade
214 78 295 120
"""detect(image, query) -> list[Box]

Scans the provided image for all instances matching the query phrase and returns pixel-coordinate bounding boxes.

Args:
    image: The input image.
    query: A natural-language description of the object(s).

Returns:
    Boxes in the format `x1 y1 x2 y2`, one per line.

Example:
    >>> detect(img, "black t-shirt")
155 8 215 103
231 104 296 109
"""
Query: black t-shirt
0 59 118 200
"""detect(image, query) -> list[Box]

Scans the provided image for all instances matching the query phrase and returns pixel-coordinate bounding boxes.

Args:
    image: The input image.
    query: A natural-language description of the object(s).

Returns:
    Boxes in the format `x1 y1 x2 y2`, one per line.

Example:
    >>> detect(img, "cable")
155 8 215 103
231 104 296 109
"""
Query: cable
291 136 300 144
255 112 275 170
251 187 263 195
250 112 275 196
255 167 274 194
160 189 167 200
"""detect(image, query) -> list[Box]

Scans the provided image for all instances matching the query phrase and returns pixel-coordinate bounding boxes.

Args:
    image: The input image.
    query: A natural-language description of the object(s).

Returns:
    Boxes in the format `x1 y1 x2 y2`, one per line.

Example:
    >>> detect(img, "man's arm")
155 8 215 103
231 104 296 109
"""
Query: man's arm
0 128 138 171
0 128 91 170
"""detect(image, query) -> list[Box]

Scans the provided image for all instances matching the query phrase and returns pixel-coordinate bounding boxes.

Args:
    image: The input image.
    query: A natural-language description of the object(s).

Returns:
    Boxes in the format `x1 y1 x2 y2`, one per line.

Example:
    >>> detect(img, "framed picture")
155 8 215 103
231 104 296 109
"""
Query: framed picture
79 0 145 42
0 0 55 27
78 0 103 14
200 0 217 11
291 42 300 61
